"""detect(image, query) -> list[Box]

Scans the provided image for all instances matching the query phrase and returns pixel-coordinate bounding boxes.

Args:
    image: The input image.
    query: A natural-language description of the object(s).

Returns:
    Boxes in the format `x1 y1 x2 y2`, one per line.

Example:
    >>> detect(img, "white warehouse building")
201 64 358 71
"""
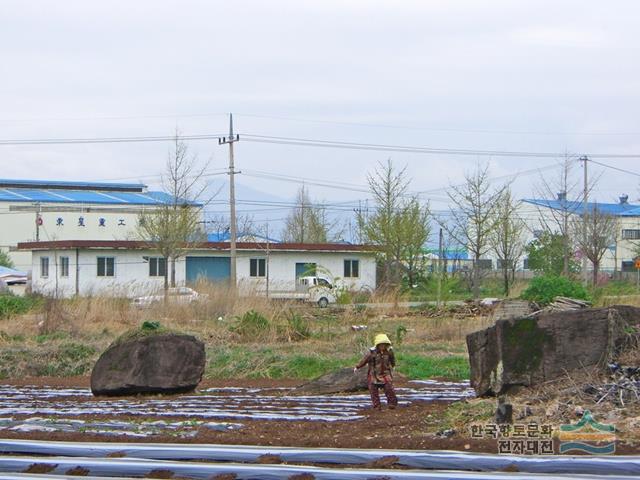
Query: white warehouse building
0 178 197 271
18 240 377 298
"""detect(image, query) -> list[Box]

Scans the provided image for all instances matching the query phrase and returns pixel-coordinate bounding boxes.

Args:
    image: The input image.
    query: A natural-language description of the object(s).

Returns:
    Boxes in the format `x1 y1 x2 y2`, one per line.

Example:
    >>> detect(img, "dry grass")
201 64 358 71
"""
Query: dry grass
0 287 493 348
0 284 493 380
600 295 640 307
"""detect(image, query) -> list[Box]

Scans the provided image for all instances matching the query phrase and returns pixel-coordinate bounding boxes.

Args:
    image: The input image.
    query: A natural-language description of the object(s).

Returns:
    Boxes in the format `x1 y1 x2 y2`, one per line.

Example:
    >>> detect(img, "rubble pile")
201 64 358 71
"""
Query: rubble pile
583 363 640 407
530 297 591 316
415 301 495 318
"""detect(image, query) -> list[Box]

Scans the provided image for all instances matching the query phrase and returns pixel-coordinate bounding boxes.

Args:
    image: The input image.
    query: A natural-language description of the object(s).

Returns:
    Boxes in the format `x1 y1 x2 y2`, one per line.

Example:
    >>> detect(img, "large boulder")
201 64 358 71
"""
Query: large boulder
294 367 368 395
91 332 205 396
467 305 640 396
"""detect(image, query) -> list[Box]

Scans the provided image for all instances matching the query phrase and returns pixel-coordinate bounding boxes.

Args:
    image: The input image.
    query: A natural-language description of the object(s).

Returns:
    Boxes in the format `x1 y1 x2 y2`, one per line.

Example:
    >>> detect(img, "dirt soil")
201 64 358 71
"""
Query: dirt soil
1 376 637 454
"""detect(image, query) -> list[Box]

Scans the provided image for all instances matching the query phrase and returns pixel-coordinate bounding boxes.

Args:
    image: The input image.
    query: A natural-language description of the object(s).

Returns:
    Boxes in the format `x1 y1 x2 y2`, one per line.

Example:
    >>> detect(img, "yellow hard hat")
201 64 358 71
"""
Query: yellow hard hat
374 333 391 347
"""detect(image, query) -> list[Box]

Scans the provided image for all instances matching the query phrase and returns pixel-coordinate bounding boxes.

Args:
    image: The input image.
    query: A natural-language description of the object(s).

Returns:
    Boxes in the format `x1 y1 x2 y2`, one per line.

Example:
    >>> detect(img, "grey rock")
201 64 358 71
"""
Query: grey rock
294 367 368 395
467 305 640 396
496 398 513 424
90 333 205 396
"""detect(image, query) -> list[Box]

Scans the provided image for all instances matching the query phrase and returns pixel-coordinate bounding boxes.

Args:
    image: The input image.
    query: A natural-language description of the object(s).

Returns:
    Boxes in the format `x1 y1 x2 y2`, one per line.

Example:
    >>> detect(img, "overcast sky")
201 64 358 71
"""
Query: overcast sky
2 0 640 229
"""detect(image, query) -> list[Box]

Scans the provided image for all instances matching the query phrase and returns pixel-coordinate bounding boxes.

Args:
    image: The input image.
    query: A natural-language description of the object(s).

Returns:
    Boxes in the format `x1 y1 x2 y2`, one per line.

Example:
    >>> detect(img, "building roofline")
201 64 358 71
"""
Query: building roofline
521 198 640 217
0 179 146 193
17 240 378 253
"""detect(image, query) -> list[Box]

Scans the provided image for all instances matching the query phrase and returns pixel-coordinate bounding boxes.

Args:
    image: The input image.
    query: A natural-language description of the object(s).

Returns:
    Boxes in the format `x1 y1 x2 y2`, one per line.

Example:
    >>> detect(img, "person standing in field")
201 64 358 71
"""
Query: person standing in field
353 333 398 410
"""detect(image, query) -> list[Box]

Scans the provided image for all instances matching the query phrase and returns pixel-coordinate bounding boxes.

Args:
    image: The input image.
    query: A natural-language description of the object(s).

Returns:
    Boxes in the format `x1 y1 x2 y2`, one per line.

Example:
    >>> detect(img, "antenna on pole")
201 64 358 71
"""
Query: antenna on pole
219 113 240 289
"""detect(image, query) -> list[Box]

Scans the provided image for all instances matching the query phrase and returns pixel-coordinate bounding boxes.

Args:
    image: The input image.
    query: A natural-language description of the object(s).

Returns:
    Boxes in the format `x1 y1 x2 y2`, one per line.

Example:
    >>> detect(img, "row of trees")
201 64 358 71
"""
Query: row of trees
138 135 626 296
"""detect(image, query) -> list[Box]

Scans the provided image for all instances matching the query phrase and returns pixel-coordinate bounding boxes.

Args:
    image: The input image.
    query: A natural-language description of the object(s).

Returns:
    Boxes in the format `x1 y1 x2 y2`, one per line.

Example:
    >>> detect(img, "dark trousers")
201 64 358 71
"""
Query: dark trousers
368 377 398 409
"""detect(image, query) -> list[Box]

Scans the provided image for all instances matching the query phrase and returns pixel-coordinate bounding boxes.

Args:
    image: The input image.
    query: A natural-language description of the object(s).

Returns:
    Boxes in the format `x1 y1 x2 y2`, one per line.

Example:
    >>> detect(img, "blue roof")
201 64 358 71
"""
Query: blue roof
522 198 640 217
207 231 280 243
0 179 145 192
423 247 469 260
0 266 27 277
0 179 202 206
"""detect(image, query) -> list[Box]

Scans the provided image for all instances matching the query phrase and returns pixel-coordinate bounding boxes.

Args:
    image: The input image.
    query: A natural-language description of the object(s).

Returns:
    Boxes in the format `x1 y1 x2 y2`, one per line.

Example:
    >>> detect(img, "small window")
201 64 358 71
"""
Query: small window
250 258 266 277
622 261 636 273
60 256 69 277
344 259 359 278
476 259 493 270
97 257 115 277
40 257 49 278
622 229 640 240
496 259 514 270
149 257 166 277
523 258 529 270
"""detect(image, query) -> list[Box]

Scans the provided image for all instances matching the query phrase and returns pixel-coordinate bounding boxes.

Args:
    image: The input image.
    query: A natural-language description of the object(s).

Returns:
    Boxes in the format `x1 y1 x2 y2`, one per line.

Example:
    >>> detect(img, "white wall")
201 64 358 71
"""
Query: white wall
30 248 377 298
31 249 174 298
1 201 150 271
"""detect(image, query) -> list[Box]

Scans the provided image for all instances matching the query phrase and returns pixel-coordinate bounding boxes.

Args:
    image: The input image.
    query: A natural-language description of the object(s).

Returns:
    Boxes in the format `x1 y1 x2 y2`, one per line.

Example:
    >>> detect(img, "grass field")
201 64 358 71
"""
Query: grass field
0 286 494 381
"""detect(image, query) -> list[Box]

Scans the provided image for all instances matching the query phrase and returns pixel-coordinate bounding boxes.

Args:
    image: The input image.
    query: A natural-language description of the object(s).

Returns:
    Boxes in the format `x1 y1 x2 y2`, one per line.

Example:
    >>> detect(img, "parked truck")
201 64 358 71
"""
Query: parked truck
268 276 336 307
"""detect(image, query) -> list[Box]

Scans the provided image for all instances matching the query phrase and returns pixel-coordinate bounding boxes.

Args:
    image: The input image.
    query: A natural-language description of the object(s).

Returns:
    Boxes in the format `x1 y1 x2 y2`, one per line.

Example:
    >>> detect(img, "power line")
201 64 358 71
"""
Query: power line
587 158 640 178
236 112 640 137
3 129 640 160
242 134 640 159
0 133 225 146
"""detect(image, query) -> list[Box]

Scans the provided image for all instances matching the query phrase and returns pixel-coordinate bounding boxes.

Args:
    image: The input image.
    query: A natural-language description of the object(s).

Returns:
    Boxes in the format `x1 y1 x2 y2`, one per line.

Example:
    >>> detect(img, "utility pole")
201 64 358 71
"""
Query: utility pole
436 227 443 308
35 203 42 241
265 222 270 299
219 114 239 289
580 155 589 285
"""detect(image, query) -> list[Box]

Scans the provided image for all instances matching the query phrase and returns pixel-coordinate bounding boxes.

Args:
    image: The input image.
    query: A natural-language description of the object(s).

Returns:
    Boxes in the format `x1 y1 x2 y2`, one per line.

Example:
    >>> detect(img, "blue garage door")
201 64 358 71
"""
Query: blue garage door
186 256 230 284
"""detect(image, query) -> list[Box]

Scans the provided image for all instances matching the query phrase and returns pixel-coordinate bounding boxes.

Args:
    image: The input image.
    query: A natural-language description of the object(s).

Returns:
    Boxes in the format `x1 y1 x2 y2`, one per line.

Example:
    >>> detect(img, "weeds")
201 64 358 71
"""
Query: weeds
2 284 485 381
396 353 470 380
285 311 311 341
232 310 270 340
0 294 40 319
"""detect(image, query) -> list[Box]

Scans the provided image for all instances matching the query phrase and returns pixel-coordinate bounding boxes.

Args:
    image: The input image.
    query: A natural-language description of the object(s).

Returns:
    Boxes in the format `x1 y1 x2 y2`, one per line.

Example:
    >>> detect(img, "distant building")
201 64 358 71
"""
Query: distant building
520 194 640 273
17 240 377 298
0 178 201 270
207 231 280 243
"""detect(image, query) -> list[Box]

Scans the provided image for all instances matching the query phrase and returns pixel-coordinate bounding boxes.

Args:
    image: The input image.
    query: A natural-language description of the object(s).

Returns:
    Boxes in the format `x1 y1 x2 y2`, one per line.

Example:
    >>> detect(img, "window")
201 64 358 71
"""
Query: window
523 258 529 270
40 257 49 278
622 261 636 273
622 229 640 240
60 256 69 277
250 258 266 277
344 259 360 278
97 257 115 277
148 257 166 277
476 259 493 270
496 259 514 270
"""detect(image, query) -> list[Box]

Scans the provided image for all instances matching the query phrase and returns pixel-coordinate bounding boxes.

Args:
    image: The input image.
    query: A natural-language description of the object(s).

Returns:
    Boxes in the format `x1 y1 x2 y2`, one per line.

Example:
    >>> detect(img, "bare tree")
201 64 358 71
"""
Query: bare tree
138 133 210 291
441 164 506 298
533 156 598 276
357 160 431 287
572 205 618 285
282 186 344 243
490 188 526 296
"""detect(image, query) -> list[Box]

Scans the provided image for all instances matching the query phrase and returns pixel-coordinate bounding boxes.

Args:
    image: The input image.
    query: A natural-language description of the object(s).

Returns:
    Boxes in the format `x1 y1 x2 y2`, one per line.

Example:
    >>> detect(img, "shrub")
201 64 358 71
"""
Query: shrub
0 294 40 319
521 275 589 306
394 324 408 345
286 311 310 341
335 288 352 305
232 310 270 339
